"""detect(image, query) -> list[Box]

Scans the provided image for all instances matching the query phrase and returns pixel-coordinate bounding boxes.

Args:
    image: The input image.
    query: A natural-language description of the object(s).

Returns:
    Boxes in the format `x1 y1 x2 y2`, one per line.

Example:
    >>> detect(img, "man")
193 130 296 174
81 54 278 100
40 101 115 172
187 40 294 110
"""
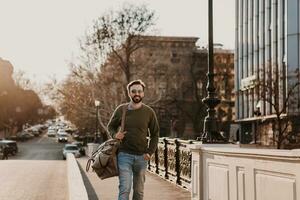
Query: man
108 79 159 200
1 145 9 160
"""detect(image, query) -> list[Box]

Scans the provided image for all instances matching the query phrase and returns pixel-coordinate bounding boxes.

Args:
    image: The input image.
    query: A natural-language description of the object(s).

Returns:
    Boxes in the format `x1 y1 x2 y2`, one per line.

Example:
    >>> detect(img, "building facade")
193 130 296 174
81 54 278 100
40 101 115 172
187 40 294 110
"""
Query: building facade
235 0 300 146
131 36 235 139
100 36 235 139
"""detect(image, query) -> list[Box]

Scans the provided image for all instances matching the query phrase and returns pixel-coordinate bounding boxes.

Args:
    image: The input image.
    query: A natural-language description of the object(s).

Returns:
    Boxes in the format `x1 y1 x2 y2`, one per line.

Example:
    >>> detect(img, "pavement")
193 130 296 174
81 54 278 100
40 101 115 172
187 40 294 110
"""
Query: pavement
76 156 191 200
0 160 68 200
0 152 190 200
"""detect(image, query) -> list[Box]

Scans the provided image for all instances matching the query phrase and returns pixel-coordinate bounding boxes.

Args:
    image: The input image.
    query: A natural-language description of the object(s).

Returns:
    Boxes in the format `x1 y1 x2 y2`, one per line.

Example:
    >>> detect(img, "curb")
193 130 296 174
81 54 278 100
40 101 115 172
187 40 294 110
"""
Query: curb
67 153 89 200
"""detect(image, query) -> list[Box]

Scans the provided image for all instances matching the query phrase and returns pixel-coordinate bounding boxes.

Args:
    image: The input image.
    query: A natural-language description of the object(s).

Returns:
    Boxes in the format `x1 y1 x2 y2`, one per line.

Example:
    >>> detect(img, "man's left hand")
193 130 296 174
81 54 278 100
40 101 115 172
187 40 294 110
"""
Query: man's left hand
143 153 151 160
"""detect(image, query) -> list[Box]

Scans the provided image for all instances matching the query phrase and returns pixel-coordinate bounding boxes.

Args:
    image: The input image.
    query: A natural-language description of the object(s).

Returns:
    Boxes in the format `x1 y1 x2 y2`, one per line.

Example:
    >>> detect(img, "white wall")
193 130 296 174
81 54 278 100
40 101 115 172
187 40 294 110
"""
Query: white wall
191 144 300 200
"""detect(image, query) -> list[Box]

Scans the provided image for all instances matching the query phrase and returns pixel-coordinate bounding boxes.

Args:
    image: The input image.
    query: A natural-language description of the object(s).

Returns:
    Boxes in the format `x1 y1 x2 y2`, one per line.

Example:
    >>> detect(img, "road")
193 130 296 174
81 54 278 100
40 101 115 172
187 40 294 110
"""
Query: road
13 132 66 160
0 132 69 200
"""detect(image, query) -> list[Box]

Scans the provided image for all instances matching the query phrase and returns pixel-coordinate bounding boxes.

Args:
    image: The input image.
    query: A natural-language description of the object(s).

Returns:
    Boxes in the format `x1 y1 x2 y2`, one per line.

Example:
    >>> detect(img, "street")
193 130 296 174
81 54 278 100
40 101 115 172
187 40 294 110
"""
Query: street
0 133 69 200
13 132 66 160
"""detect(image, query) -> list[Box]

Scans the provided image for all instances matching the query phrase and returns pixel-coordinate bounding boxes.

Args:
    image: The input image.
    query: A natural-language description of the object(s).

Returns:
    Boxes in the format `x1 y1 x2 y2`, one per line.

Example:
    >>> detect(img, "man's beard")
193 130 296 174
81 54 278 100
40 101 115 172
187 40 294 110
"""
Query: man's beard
131 95 142 103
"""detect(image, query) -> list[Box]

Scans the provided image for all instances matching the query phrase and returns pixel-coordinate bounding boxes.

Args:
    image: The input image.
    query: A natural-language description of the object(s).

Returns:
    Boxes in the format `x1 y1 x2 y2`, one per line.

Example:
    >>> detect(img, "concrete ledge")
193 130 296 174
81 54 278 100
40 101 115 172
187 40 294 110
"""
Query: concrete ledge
67 153 89 200
190 143 300 160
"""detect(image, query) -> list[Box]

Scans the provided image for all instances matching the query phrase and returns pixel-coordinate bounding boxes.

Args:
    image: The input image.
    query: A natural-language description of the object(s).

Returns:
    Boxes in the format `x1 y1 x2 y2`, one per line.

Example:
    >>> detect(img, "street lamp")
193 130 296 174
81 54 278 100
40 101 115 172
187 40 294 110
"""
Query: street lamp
253 100 262 144
94 100 100 143
201 0 222 142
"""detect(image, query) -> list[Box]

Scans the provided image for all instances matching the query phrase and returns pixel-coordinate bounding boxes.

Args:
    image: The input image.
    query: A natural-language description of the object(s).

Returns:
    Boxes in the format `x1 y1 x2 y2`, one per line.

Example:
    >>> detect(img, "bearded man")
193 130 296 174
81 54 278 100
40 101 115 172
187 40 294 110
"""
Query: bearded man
107 79 159 200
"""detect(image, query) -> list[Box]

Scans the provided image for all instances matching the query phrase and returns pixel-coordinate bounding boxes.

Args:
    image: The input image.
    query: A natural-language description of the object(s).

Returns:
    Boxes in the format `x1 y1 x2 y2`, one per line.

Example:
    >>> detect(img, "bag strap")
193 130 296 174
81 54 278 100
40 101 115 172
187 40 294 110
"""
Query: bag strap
120 103 127 132
106 103 127 140
86 158 94 172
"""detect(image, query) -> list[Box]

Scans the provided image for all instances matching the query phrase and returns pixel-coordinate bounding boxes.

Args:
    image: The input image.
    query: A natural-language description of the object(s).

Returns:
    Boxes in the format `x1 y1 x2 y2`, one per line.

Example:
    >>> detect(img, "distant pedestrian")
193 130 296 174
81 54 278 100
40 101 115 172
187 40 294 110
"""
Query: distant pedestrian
2 145 9 160
0 146 3 159
108 79 159 200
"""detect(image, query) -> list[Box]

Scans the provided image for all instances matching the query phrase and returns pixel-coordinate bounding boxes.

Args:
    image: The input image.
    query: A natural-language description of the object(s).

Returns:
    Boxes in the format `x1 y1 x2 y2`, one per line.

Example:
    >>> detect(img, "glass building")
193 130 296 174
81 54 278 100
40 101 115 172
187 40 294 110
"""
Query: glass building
235 0 300 145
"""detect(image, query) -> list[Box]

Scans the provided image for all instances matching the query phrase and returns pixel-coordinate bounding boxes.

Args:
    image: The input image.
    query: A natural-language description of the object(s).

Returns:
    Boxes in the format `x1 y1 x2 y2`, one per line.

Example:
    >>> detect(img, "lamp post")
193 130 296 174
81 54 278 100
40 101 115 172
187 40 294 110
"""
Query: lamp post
94 100 100 143
253 100 262 144
201 0 222 142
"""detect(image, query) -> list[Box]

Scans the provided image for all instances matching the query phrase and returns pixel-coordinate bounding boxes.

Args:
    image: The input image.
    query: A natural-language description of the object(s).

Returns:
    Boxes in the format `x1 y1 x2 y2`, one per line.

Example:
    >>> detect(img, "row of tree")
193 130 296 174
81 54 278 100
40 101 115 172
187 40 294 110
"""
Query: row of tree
47 4 157 136
0 66 56 136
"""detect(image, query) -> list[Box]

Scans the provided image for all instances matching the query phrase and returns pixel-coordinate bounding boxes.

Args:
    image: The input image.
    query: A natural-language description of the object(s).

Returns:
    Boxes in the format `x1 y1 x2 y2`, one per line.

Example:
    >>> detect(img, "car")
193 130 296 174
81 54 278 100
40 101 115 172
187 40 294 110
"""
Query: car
47 129 56 137
57 133 68 143
62 144 81 159
16 131 34 141
27 128 40 137
57 129 66 135
0 140 18 155
72 141 85 155
6 135 17 141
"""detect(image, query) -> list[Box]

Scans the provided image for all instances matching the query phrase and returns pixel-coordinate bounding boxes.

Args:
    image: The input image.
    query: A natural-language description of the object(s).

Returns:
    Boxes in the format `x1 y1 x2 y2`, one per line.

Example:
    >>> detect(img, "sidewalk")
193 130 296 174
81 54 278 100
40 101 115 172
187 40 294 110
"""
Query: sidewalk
77 157 191 200
0 160 68 200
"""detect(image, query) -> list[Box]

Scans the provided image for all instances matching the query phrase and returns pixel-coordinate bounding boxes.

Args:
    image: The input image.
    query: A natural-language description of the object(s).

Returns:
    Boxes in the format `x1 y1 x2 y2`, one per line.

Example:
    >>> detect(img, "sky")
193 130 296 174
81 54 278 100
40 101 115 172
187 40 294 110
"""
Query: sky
0 0 235 84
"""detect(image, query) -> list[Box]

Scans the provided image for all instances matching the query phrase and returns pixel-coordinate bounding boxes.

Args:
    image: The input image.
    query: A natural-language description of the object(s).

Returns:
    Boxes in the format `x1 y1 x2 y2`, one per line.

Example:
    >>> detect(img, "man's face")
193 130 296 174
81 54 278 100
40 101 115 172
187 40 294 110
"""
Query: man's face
128 84 144 104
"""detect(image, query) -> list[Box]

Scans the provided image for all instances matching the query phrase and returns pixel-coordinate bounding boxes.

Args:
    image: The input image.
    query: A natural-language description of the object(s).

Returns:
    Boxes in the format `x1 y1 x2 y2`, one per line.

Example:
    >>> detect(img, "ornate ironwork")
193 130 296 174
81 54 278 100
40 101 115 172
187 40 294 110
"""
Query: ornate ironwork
166 139 177 182
177 139 192 189
148 150 157 173
148 137 199 191
179 150 191 178
156 138 167 178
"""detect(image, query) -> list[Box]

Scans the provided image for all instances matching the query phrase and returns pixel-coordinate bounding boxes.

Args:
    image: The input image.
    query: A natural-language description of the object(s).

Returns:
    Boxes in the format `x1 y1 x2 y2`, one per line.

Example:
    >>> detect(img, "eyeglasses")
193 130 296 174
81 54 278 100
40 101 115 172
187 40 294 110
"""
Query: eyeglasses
130 89 143 94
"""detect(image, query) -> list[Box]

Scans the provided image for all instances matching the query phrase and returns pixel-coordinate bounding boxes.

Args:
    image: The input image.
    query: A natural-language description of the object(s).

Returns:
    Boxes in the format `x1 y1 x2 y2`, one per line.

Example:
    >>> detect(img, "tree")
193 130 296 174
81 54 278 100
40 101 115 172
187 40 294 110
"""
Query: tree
46 62 125 136
50 4 156 137
13 70 33 90
0 68 55 135
45 75 95 133
82 3 156 92
256 68 300 149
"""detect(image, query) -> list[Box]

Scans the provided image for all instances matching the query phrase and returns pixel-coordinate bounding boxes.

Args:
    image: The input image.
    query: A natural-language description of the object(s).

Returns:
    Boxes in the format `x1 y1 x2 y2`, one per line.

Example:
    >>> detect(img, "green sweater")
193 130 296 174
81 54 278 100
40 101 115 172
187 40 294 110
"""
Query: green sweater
107 103 159 155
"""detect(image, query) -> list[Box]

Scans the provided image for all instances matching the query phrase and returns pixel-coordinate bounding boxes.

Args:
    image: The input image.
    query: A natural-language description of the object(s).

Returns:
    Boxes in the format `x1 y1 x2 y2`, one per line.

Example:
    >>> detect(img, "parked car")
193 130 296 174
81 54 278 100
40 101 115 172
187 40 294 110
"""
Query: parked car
72 141 85 155
0 140 18 155
47 129 56 137
57 129 66 135
62 144 81 159
25 126 42 136
57 133 68 143
16 131 34 141
6 135 17 141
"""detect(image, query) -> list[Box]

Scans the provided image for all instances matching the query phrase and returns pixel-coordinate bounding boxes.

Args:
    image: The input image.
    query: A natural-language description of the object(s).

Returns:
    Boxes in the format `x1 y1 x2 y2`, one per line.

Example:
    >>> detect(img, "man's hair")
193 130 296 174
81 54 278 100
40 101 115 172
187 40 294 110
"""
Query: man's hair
127 79 146 92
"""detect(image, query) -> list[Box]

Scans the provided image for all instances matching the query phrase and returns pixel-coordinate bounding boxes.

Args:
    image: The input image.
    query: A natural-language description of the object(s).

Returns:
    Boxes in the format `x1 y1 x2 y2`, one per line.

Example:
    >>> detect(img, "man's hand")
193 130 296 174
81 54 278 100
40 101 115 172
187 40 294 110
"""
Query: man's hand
143 153 151 161
115 131 126 140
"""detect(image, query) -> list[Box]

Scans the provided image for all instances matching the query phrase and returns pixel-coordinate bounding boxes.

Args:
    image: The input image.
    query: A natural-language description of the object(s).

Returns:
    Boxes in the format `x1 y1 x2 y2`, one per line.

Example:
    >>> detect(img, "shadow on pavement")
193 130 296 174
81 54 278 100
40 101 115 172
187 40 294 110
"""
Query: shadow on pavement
77 161 99 200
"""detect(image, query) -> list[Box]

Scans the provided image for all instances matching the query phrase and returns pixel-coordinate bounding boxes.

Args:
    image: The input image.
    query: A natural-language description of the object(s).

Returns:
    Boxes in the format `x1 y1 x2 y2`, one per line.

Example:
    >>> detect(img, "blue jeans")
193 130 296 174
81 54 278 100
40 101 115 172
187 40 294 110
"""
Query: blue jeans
117 152 148 200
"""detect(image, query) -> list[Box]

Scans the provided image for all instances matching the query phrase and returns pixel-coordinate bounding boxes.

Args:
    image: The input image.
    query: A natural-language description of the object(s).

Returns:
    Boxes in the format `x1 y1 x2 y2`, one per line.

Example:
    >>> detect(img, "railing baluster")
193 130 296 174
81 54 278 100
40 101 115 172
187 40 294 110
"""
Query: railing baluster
148 137 198 191
164 138 168 179
175 139 180 185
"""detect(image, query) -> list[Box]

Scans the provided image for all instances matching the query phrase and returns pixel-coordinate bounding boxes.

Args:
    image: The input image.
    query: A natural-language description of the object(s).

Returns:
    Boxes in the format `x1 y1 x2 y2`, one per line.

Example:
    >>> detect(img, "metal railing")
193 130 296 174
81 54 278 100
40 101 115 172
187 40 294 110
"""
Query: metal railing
148 137 199 190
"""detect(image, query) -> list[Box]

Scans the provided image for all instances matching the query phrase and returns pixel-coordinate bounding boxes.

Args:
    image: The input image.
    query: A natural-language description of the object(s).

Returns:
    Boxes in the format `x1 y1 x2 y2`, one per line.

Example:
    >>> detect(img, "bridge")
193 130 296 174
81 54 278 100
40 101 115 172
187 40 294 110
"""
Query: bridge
0 136 300 200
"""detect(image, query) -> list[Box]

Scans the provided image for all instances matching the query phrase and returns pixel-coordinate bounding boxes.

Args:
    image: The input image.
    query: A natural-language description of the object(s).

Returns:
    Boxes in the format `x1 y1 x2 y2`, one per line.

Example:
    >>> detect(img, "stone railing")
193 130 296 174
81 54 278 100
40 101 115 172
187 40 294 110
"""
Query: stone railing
190 144 300 200
149 139 300 200
148 137 200 190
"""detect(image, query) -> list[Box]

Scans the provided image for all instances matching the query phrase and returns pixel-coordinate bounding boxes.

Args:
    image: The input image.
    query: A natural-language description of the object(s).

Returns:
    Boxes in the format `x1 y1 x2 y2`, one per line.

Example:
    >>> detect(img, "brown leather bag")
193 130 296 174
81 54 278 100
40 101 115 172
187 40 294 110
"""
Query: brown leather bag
86 104 127 179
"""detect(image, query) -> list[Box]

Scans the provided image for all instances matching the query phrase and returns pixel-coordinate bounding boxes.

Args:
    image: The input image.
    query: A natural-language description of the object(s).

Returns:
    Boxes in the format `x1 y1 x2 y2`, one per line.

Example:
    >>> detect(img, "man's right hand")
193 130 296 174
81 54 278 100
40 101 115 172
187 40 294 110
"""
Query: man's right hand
115 131 126 140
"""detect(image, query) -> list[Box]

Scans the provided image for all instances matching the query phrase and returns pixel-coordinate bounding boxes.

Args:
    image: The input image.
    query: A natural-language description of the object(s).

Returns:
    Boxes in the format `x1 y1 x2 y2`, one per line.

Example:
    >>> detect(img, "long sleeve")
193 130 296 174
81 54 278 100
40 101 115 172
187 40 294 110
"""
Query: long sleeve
146 110 159 155
107 106 121 139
